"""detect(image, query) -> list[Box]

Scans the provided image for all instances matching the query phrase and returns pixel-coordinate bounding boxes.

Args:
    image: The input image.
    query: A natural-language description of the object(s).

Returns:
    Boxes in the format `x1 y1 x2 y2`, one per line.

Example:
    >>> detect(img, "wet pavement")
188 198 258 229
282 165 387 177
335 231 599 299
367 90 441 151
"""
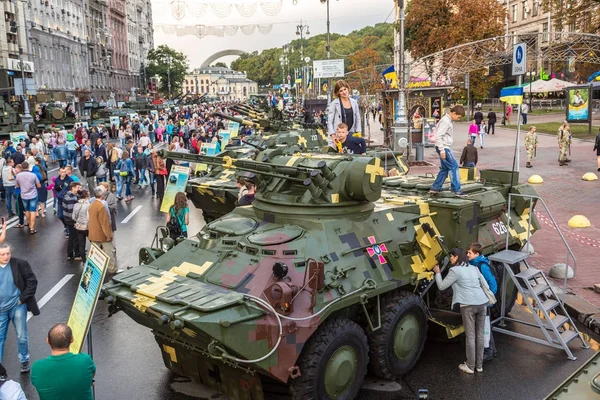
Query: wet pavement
0 161 596 400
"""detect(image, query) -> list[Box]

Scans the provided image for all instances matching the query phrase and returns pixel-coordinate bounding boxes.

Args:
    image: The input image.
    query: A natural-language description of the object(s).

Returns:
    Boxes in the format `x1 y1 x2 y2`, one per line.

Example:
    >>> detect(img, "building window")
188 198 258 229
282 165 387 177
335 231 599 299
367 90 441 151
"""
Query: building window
512 5 518 22
522 1 528 19
532 1 539 16
542 22 549 42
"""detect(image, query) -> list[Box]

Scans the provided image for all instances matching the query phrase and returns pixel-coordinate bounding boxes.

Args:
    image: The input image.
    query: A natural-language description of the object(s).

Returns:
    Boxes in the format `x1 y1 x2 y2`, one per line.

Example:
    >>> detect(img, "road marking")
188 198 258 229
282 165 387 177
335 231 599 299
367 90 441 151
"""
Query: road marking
27 274 75 321
47 167 59 173
121 205 142 224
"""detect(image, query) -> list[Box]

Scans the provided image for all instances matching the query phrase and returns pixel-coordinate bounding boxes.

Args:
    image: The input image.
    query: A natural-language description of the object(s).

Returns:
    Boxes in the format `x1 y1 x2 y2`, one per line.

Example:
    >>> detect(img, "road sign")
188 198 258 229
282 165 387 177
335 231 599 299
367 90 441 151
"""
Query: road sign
512 43 527 76
313 59 345 79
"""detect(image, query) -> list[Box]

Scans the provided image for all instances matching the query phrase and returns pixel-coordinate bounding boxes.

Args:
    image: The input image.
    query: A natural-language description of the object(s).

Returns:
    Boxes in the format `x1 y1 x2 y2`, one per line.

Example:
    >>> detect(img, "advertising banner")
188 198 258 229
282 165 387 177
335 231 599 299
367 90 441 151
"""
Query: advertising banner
227 121 240 137
218 131 231 145
9 132 28 143
67 243 109 354
200 142 217 156
160 165 190 213
566 85 591 123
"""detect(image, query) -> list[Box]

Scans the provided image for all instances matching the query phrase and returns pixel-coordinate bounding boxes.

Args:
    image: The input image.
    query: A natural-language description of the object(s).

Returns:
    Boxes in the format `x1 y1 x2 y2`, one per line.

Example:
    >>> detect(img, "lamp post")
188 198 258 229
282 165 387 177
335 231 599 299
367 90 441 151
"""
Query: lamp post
319 0 332 102
527 70 536 111
296 20 310 106
12 0 33 131
393 0 408 152
162 54 173 100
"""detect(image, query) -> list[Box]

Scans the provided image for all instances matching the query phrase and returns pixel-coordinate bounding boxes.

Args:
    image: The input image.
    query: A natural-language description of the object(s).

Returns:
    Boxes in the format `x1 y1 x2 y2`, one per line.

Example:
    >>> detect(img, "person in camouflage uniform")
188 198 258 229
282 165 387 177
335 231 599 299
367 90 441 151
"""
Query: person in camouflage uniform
525 126 538 168
557 121 572 166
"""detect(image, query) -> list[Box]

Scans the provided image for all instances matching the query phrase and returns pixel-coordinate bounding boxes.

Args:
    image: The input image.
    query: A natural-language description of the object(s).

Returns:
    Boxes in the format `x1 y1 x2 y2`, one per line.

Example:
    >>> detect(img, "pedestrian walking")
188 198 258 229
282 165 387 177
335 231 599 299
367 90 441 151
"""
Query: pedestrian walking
468 120 478 143
31 323 96 400
506 104 513 125
521 103 529 125
0 243 39 373
473 107 483 125
32 157 48 218
72 189 90 262
53 139 67 168
429 105 467 196
88 186 120 274
2 159 16 217
525 126 538 168
152 151 167 204
477 119 487 149
114 151 134 201
14 162 41 234
593 128 600 171
63 181 82 260
460 139 478 167
79 149 97 190
433 248 491 374
65 134 78 169
98 182 118 233
558 121 572 166
95 157 108 183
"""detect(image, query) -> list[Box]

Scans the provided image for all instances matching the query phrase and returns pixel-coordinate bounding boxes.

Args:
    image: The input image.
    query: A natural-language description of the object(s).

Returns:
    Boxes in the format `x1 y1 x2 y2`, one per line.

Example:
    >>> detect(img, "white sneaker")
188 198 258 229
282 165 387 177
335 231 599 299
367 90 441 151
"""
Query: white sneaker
476 367 483 373
458 363 474 374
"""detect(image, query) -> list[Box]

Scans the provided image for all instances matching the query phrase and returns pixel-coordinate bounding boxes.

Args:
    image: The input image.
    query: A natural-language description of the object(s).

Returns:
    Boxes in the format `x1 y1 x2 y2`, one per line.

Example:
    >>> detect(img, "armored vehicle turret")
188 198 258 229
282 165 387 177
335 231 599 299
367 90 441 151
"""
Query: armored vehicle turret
102 151 539 400
35 102 80 131
0 98 24 138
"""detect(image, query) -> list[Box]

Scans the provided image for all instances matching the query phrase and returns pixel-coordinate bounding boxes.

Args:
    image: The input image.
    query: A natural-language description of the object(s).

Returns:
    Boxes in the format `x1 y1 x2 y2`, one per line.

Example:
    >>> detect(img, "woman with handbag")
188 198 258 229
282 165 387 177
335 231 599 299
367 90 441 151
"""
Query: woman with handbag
433 248 493 374
326 80 362 150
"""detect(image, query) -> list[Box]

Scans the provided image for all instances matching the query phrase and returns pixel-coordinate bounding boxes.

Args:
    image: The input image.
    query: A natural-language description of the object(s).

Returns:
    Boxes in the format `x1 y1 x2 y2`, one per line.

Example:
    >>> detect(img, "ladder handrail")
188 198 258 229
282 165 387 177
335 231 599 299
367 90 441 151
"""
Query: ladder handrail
505 193 576 302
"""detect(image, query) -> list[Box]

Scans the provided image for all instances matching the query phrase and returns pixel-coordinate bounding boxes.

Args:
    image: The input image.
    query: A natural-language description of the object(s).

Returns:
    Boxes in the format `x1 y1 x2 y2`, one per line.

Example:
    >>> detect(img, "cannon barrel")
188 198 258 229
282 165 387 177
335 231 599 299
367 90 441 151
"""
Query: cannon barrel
213 112 259 128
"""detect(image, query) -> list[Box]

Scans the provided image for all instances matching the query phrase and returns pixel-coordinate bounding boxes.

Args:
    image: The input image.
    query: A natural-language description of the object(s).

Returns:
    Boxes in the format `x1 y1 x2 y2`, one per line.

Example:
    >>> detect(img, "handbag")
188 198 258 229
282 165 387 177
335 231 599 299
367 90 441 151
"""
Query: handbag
477 270 497 305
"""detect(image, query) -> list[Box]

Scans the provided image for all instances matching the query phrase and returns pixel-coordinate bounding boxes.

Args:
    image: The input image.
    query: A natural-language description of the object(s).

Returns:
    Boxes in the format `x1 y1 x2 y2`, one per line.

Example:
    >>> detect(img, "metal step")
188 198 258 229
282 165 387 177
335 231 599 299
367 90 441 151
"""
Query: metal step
488 249 530 265
522 283 550 297
560 330 579 344
550 315 569 329
538 298 559 312
516 268 542 280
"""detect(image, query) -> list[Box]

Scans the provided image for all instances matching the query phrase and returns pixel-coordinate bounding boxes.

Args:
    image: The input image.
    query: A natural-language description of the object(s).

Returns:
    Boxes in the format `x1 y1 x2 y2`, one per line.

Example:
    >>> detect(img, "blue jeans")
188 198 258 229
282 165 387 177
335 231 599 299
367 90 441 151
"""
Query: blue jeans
115 175 124 197
116 175 132 197
431 148 461 192
138 168 148 184
0 303 30 363
149 173 156 194
125 176 132 196
463 162 476 168
4 185 15 214
67 150 77 168
59 159 67 168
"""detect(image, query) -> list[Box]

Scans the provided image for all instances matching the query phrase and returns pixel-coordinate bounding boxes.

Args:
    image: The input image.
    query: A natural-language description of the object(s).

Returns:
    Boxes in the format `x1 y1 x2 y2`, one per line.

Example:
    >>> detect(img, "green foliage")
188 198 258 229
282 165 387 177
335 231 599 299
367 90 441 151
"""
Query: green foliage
146 45 188 97
211 62 228 68
230 23 394 86
542 0 600 33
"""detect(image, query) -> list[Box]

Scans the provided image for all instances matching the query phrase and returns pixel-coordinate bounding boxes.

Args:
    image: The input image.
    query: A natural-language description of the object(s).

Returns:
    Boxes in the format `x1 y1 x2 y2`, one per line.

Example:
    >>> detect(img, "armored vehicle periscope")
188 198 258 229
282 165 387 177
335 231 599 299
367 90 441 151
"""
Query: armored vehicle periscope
102 151 539 400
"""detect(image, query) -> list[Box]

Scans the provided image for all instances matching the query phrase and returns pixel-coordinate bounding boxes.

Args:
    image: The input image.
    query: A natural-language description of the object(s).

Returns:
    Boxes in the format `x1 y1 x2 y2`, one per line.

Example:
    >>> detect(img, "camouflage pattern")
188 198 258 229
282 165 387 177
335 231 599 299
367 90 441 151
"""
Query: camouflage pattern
525 131 538 162
103 150 540 400
558 127 571 162
35 102 81 131
0 98 24 138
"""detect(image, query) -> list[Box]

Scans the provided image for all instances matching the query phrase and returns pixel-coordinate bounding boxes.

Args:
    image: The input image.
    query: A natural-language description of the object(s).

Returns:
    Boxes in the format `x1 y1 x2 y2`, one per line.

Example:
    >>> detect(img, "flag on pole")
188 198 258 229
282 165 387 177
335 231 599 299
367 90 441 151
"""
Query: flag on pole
499 86 523 105
382 65 398 89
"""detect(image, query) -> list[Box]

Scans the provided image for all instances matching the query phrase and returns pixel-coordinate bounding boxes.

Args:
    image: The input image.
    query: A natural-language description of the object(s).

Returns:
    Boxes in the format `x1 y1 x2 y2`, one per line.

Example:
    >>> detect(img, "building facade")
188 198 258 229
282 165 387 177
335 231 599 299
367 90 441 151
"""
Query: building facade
126 0 153 98
184 67 258 102
86 0 111 101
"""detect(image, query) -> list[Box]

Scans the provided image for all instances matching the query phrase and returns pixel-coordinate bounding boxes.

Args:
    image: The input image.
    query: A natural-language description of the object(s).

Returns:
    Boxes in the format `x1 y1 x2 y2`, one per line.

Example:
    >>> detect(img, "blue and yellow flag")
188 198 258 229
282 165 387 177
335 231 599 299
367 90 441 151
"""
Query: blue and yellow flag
382 65 398 89
499 86 523 105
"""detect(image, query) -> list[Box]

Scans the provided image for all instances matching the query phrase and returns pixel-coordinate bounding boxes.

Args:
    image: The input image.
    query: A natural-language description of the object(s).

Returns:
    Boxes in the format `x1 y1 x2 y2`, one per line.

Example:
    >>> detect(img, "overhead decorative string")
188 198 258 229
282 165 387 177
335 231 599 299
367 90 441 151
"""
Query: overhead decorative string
151 0 283 20
155 23 274 38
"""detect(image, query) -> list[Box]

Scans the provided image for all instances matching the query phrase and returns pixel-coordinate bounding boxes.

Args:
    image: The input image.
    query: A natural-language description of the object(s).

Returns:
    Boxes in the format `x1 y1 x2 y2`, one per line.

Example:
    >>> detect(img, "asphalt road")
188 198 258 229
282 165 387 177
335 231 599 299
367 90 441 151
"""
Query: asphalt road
0 168 596 400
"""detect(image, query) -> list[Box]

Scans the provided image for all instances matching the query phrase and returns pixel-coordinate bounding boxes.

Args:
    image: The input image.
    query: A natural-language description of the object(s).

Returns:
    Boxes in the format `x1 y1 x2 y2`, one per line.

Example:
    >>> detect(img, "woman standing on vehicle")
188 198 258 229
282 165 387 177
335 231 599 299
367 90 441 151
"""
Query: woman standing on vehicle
326 80 362 149
433 248 491 374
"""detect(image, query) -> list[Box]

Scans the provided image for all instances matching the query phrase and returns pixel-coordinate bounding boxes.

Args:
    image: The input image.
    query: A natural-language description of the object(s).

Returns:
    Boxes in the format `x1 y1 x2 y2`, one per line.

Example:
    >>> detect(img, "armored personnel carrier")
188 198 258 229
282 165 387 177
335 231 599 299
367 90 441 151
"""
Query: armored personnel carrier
102 150 539 400
35 102 80 131
0 98 24 139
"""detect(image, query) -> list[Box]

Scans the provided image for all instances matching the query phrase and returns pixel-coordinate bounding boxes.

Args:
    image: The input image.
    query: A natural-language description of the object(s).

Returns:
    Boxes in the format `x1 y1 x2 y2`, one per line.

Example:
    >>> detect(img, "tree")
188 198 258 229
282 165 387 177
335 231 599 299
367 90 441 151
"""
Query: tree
211 62 228 68
146 45 188 97
347 48 383 96
542 0 600 34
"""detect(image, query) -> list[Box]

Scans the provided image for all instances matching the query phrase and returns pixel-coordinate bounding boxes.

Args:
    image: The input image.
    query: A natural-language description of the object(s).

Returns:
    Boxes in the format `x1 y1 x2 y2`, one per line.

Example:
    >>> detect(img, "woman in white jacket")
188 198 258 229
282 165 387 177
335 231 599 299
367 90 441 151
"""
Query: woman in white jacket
433 248 490 374
327 80 361 148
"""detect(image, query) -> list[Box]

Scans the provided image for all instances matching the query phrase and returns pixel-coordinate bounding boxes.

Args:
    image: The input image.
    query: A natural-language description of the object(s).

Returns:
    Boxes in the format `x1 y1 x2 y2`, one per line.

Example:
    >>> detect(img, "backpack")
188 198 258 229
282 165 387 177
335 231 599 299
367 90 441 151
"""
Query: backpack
167 206 183 239
476 260 498 292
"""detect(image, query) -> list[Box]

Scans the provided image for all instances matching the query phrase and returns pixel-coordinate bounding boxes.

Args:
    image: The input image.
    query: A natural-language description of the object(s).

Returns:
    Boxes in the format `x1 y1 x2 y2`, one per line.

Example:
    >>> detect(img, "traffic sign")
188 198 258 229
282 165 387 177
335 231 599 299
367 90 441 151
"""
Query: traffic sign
313 59 344 79
512 43 527 76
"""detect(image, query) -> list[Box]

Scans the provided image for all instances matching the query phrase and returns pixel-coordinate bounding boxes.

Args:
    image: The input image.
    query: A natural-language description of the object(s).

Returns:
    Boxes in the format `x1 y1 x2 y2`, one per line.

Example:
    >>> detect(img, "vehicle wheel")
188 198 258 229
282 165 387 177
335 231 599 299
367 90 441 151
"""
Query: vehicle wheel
490 261 519 320
367 291 428 380
289 317 368 400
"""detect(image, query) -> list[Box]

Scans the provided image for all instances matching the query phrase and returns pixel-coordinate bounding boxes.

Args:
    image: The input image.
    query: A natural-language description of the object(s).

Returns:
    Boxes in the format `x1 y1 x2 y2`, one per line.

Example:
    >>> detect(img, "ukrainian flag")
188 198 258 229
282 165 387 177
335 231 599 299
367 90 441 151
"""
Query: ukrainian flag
382 65 398 89
499 86 523 105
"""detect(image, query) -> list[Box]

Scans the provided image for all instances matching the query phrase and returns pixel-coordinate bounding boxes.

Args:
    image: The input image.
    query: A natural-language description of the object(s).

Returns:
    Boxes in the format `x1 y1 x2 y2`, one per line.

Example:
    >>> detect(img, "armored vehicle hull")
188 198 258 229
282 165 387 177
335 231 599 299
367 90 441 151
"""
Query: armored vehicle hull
103 152 539 400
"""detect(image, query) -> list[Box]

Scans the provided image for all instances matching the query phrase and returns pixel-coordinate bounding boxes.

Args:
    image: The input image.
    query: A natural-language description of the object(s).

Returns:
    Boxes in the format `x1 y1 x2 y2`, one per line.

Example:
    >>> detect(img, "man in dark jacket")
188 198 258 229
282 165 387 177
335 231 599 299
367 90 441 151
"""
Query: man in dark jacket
487 108 497 135
62 182 82 260
474 107 484 125
0 243 39 373
79 149 98 190
460 139 478 167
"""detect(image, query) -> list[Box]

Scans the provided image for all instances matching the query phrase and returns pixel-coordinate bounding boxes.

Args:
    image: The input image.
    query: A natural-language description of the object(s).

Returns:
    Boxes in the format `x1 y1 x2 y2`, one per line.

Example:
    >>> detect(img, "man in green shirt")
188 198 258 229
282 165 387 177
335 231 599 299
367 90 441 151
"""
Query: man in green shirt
31 323 96 400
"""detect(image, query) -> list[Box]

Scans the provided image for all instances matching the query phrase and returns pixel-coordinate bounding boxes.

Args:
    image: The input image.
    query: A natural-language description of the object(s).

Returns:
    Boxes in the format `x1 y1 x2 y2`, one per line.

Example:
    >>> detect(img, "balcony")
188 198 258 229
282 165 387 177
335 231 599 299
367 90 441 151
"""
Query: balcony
138 35 143 43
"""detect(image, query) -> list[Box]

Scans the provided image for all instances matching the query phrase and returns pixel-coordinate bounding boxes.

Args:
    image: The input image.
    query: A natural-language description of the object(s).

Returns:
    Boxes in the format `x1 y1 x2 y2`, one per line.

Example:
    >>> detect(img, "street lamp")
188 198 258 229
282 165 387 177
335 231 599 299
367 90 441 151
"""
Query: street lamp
162 54 173 100
11 0 33 131
296 20 310 106
393 0 409 152
320 0 332 102
526 70 536 111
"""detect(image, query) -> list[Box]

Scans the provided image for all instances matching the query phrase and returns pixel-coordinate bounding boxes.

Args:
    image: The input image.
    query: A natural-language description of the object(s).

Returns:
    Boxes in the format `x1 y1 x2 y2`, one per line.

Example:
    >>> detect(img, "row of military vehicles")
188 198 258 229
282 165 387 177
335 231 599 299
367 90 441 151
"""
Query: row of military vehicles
97 99 567 400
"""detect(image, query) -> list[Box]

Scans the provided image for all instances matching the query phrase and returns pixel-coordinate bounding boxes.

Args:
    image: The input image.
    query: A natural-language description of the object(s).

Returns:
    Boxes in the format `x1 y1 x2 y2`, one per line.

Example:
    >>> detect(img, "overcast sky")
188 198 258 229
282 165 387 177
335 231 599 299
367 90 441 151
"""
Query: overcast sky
151 0 394 70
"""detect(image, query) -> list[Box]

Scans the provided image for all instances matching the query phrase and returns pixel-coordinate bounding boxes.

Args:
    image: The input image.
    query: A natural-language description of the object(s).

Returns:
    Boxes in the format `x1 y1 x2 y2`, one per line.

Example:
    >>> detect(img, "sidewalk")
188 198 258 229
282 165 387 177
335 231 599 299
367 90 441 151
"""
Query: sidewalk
369 116 600 318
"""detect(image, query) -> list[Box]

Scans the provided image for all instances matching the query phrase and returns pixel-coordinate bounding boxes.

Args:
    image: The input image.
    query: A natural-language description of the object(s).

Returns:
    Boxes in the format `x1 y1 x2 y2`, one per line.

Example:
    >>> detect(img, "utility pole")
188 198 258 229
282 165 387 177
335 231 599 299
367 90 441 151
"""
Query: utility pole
296 20 310 107
324 0 332 103
393 0 408 152
12 0 33 131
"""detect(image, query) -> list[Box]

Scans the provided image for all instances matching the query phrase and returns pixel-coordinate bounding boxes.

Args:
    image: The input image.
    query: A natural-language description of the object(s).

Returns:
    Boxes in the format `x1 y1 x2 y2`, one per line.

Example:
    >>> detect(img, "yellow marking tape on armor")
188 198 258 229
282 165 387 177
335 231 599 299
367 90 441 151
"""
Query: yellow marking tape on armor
132 295 156 312
171 261 213 277
507 207 533 244
297 136 307 146
285 157 299 167
386 213 394 222
135 271 178 298
221 169 236 179
365 158 384 183
331 193 340 203
163 345 178 363
222 156 234 169
182 328 197 338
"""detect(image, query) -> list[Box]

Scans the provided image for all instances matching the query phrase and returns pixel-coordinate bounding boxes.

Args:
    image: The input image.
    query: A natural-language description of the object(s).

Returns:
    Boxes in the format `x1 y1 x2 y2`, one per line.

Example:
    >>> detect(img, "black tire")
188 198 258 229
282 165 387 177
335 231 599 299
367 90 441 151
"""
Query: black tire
489 261 519 320
289 317 368 400
367 292 428 380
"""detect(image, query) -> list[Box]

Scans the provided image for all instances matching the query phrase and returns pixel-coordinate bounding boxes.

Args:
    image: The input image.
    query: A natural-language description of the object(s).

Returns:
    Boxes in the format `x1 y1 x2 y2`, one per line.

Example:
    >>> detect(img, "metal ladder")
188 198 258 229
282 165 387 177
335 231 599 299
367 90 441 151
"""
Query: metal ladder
489 249 589 360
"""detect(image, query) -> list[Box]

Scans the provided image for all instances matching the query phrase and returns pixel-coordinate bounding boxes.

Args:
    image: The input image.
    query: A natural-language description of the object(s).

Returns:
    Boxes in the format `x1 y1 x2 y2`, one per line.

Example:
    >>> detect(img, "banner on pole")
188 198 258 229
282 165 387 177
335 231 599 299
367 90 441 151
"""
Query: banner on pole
160 165 190 213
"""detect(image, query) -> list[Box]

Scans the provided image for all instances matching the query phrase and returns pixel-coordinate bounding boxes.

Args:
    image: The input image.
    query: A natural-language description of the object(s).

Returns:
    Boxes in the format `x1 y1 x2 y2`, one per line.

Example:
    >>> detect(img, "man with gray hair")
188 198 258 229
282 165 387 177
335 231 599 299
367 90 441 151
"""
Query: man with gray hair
0 243 39 373
88 186 120 274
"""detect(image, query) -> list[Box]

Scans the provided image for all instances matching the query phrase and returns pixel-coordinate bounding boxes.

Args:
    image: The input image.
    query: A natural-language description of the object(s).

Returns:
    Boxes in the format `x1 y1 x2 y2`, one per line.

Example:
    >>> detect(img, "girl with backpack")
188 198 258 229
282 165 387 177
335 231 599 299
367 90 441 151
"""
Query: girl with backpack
166 192 189 239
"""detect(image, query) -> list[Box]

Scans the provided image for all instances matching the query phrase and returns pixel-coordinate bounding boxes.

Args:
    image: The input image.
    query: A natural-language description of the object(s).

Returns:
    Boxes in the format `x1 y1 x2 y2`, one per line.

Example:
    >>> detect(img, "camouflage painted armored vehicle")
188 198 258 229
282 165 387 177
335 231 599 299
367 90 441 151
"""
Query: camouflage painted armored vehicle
0 98 24 139
35 102 80 131
102 150 539 400
545 350 600 399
